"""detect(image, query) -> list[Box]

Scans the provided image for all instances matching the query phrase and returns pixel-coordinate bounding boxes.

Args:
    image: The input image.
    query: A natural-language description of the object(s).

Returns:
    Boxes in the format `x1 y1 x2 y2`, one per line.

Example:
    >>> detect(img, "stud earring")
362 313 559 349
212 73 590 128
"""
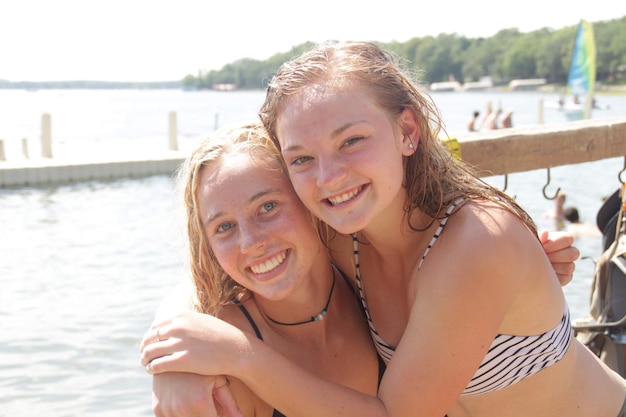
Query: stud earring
408 142 414 149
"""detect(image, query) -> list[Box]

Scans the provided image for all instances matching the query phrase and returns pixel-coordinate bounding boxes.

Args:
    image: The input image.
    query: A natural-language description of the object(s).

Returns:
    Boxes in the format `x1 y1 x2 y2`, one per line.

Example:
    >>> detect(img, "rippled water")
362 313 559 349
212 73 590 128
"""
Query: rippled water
0 88 624 416
0 177 185 416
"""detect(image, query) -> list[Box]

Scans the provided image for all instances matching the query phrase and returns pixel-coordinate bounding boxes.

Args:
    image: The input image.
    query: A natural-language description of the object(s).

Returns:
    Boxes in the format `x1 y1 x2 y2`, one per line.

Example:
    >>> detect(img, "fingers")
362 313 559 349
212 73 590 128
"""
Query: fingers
152 373 220 417
553 261 576 286
556 273 574 287
144 349 181 374
140 330 174 371
540 230 577 256
140 324 170 352
213 377 244 417
539 229 578 287
548 246 580 264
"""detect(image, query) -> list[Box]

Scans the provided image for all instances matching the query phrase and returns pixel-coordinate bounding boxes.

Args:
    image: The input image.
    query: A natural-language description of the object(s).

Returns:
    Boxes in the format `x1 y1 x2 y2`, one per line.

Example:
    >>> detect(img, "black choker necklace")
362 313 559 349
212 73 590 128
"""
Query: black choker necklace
265 267 337 326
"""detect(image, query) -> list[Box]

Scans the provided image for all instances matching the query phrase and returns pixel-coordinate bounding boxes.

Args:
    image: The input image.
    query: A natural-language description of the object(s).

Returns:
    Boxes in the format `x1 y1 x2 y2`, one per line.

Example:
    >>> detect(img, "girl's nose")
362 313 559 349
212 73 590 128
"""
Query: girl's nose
316 155 347 189
239 221 268 255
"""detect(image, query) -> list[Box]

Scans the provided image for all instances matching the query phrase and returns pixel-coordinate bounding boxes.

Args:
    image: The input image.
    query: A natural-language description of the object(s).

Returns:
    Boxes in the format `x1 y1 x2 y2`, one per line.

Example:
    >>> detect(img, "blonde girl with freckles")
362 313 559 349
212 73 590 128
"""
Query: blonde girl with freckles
142 122 383 417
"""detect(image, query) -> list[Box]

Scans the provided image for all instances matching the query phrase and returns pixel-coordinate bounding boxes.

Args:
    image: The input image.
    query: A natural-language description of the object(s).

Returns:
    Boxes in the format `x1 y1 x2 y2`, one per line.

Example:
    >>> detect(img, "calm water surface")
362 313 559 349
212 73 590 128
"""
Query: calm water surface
0 89 625 416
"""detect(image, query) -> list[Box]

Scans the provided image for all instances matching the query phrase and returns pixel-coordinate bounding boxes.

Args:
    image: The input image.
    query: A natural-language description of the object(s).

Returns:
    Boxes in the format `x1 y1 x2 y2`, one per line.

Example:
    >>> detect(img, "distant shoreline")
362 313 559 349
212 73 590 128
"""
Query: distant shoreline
1 80 624 95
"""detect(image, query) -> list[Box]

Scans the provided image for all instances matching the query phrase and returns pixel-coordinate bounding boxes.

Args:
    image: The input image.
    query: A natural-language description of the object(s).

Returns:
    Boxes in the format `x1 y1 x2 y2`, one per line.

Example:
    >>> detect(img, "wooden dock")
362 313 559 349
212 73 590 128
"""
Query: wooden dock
0 152 186 187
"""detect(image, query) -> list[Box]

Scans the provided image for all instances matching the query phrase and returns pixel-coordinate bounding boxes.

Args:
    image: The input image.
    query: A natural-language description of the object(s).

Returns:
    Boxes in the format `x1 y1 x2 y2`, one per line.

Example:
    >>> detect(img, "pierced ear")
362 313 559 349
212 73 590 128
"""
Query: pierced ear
399 108 420 155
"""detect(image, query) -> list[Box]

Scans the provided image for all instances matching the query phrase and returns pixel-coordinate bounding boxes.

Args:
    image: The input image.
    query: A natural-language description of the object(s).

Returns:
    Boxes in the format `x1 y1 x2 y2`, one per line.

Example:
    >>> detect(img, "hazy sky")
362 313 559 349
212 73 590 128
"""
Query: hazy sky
4 0 625 82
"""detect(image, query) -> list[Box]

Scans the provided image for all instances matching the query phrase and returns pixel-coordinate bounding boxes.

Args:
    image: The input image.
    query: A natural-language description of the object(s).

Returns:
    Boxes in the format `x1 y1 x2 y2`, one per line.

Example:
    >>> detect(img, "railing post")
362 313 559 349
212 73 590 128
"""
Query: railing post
22 138 29 159
168 111 178 151
41 113 52 158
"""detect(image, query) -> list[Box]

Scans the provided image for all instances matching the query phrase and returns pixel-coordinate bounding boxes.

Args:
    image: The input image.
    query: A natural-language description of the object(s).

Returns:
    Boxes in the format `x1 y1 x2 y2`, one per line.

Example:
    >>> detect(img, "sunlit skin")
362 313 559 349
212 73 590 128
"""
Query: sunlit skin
198 152 329 318
140 81 611 417
142 103 625 416
276 85 415 236
143 145 381 417
140 44 595 417
245 82 625 416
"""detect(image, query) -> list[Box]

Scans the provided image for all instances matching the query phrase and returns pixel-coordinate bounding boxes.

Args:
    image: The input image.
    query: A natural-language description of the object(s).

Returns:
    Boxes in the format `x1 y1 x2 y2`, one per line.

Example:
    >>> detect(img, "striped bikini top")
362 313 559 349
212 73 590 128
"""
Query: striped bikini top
352 199 573 396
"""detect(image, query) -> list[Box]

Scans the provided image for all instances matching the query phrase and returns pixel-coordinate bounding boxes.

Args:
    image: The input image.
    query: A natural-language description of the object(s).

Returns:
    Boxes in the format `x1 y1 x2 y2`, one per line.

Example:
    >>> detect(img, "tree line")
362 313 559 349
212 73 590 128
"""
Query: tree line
184 16 626 90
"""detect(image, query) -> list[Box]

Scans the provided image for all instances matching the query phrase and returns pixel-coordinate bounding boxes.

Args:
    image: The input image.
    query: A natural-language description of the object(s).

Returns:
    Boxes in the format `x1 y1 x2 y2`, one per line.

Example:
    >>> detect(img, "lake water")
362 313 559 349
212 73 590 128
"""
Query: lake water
0 88 625 416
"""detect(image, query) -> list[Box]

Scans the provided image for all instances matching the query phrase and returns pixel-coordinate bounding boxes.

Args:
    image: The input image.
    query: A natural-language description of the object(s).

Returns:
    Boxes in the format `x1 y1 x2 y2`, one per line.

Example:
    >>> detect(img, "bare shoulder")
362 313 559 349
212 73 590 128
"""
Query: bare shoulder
422 199 545 300
434 200 560 317
216 297 257 333
447 199 536 258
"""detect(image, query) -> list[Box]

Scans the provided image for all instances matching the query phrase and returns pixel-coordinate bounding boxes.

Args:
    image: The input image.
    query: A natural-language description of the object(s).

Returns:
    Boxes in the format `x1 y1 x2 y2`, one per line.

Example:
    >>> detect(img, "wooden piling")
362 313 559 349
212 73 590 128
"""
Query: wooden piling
168 111 178 151
41 113 52 158
22 138 29 159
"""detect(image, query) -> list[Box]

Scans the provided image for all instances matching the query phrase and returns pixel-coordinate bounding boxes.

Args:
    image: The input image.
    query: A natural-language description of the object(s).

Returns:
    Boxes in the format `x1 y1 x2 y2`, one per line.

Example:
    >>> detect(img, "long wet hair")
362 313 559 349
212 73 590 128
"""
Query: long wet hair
178 122 286 315
259 41 536 233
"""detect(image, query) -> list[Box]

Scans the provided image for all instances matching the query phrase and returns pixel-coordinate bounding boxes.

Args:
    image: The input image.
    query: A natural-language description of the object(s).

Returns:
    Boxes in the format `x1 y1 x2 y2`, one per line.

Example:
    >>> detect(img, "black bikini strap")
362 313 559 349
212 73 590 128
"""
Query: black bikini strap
231 298 264 341
335 264 356 295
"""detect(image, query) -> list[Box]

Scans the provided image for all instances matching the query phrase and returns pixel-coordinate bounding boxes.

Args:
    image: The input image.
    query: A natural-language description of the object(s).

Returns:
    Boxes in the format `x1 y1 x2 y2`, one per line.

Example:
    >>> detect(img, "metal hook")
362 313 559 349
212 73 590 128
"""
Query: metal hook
502 173 508 192
619 156 626 185
542 167 561 200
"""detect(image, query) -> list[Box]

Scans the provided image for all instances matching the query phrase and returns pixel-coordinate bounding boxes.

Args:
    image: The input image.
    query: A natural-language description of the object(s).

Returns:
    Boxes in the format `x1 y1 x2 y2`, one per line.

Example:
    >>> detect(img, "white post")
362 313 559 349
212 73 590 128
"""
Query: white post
0 140 5 161
168 111 178 151
538 99 544 124
584 94 593 119
41 113 52 158
22 138 29 159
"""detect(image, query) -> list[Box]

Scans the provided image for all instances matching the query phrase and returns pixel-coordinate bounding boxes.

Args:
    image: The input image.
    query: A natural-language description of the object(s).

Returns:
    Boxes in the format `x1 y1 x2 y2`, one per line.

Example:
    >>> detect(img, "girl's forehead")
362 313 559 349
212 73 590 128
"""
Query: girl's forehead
199 152 274 186
277 87 387 138
198 154 291 212
285 82 370 107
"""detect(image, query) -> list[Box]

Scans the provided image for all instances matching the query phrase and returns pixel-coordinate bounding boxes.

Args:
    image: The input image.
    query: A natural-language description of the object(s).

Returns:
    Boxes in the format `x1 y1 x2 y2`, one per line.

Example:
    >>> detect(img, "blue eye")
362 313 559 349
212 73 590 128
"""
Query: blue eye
216 222 235 233
261 202 276 213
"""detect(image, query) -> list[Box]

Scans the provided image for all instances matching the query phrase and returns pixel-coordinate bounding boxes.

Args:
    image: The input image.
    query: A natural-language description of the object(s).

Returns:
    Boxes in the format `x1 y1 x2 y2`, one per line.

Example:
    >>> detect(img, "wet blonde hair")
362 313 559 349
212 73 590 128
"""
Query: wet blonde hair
260 41 536 233
178 122 286 315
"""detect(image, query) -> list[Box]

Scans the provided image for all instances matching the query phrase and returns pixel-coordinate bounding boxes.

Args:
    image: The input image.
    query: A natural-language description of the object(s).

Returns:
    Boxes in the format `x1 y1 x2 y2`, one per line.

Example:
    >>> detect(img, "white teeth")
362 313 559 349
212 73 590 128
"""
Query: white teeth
328 187 361 206
250 252 286 274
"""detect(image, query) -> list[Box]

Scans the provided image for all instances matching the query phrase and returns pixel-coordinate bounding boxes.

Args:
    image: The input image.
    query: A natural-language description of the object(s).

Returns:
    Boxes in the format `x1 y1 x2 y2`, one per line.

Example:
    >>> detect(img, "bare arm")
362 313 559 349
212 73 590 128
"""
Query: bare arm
142 209 572 417
141 207 541 417
145 283 242 417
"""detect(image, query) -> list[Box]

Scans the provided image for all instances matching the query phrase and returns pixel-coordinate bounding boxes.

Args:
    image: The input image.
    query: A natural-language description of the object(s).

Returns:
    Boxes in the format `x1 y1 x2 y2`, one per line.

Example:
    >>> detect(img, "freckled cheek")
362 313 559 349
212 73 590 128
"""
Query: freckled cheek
288 176 316 205
211 242 240 274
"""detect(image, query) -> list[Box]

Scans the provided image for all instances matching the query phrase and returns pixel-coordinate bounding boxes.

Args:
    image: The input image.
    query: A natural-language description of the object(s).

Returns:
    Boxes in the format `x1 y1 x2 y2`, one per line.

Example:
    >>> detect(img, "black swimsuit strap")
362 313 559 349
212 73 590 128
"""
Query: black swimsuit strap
232 298 264 340
336 264 356 295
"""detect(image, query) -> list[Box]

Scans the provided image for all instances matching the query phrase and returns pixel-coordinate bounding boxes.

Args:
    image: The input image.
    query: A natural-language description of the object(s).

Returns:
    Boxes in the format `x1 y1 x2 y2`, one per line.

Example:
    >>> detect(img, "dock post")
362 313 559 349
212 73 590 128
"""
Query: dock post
41 113 52 158
22 138 29 159
538 99 544 124
168 111 178 151
0 140 5 161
